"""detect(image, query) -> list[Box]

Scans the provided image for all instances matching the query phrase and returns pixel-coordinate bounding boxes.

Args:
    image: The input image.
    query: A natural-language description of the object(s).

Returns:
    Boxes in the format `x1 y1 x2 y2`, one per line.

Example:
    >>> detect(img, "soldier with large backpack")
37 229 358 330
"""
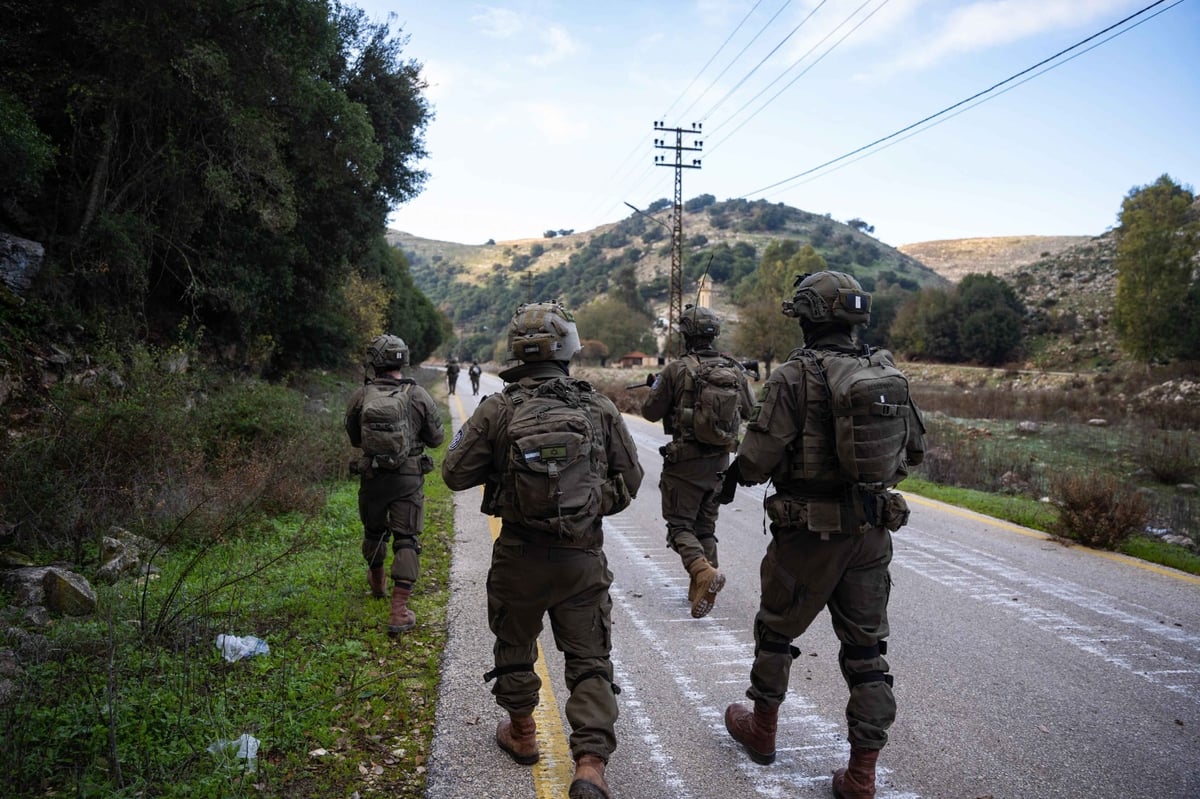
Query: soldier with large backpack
344 335 445 637
641 304 754 618
719 272 926 799
441 301 643 799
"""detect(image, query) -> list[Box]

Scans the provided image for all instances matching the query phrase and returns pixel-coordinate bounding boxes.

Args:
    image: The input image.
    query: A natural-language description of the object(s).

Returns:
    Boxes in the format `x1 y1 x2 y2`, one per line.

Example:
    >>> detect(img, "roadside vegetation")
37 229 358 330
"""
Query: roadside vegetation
0 346 452 798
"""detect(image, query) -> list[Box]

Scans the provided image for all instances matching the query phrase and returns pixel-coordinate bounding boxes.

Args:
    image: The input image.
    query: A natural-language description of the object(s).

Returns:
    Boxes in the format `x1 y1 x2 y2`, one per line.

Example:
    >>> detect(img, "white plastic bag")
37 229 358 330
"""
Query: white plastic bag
207 733 261 772
216 634 270 662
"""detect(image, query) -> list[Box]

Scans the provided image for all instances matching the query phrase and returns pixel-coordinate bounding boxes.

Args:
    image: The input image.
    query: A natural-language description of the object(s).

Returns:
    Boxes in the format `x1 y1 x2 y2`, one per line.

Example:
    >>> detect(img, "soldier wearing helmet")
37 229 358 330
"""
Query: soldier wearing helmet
442 301 643 799
344 334 445 636
720 272 925 798
641 304 754 618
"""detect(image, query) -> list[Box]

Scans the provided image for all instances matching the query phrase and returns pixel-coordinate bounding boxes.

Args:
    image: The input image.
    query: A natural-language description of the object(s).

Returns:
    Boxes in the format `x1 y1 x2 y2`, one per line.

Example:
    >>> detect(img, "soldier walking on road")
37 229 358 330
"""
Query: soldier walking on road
469 360 482 395
446 357 460 395
442 301 644 799
344 335 445 636
718 273 926 798
641 305 754 618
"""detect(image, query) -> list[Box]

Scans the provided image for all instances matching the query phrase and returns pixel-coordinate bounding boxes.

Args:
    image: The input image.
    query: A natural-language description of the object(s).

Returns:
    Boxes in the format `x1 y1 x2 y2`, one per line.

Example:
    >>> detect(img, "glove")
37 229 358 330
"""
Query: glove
645 372 657 388
716 460 740 505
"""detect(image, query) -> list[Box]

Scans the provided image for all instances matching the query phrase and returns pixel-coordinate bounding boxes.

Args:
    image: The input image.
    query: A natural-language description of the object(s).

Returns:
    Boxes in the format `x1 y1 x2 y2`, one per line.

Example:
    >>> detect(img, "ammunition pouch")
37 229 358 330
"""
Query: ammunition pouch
348 456 373 477
419 452 435 475
601 473 632 516
881 490 910 531
764 494 842 534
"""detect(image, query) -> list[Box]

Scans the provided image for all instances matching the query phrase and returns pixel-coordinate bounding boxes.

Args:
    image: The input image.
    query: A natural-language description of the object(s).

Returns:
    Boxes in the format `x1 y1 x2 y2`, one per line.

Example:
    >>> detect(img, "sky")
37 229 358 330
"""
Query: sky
352 0 1200 248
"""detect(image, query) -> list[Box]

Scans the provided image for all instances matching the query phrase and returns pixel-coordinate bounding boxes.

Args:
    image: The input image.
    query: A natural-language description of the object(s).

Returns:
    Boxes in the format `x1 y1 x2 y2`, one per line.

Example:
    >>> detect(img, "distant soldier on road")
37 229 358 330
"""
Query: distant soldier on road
344 335 445 636
442 301 644 799
469 360 483 395
720 272 926 799
446 357 461 395
641 304 754 618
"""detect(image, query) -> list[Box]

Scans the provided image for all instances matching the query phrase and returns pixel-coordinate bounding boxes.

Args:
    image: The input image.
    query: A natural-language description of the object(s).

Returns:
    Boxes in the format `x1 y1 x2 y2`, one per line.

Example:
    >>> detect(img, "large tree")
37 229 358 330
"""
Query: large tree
1113 175 1200 362
0 0 436 370
732 240 827 374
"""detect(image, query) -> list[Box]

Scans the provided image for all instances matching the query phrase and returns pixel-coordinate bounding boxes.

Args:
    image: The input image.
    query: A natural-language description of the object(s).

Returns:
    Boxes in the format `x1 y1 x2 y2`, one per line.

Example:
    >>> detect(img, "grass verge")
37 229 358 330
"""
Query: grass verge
1 460 454 798
900 476 1200 577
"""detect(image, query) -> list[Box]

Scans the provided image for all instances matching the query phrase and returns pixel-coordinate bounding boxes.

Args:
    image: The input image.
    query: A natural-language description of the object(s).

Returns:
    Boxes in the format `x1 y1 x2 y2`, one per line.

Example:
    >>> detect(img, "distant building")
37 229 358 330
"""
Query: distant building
619 351 650 368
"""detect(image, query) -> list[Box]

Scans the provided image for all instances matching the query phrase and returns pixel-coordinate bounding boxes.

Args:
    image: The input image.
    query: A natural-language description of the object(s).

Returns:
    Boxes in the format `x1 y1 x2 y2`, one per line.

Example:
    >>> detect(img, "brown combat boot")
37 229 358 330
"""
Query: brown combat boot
387 583 416 636
687 558 725 618
495 712 539 765
832 745 879 798
725 700 778 765
569 754 611 799
366 567 387 599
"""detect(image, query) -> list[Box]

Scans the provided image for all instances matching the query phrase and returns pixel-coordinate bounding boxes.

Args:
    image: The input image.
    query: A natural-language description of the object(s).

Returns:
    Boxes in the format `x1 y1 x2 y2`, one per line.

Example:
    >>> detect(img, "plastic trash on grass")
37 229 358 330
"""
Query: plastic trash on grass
216 634 270 662
207 733 261 772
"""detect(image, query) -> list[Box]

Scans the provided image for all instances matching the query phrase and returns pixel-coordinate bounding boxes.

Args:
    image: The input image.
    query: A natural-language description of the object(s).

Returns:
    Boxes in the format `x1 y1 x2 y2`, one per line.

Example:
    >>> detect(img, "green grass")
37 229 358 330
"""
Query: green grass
900 476 1200 576
1 452 454 798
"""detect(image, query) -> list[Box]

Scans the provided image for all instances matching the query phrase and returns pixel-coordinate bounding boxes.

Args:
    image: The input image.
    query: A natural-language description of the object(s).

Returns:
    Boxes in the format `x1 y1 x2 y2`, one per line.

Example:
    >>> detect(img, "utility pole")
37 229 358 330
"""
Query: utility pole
653 121 702 359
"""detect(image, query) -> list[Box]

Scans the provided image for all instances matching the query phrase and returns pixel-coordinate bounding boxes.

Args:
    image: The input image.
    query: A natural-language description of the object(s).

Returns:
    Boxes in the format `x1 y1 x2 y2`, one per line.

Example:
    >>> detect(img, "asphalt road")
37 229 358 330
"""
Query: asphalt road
426 370 1200 799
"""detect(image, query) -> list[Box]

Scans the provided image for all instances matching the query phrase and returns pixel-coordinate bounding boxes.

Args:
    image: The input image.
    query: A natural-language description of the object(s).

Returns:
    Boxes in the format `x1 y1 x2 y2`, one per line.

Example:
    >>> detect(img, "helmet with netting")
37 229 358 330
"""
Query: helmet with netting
505 300 582 363
782 271 871 328
679 304 721 340
366 334 409 370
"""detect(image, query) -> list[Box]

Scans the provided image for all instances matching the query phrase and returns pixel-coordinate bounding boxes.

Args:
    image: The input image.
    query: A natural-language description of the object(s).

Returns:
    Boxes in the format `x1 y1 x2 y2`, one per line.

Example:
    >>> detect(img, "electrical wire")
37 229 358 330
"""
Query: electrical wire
759 0 1187 198
697 0 829 121
742 0 1178 198
705 0 887 157
659 0 767 121
678 0 796 121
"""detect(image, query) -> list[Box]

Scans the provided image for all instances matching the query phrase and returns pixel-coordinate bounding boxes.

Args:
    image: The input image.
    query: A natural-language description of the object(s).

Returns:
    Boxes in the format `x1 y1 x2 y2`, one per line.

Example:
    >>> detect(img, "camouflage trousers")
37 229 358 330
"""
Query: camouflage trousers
746 523 895 750
660 451 728 569
358 471 425 585
486 536 618 762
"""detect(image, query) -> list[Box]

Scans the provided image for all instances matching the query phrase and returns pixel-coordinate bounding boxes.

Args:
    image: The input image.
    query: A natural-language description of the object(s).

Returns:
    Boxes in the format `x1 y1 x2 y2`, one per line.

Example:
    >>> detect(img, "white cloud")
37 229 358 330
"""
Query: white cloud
889 0 1140 72
471 7 525 38
527 24 579 67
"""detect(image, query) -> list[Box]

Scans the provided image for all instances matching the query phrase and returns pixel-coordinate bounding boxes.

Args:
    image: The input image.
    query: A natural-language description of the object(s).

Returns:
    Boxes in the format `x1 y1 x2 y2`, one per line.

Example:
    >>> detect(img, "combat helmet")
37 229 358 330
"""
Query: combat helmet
679 304 721 340
782 271 871 328
505 300 582 363
366 334 409 371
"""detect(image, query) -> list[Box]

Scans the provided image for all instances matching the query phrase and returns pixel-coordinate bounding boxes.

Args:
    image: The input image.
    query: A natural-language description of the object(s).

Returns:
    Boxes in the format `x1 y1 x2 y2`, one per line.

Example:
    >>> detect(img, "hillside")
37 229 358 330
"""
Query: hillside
897 235 1092 283
390 198 949 356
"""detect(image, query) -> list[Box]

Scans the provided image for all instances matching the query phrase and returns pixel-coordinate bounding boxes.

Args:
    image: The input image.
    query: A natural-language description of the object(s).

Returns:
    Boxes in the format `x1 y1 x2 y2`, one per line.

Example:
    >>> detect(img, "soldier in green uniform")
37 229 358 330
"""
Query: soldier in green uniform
344 335 445 636
719 273 925 799
441 301 644 799
641 305 754 618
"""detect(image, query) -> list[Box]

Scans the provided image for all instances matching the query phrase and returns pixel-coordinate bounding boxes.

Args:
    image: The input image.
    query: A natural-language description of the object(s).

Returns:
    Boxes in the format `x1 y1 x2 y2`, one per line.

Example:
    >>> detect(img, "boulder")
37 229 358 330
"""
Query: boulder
0 233 44 295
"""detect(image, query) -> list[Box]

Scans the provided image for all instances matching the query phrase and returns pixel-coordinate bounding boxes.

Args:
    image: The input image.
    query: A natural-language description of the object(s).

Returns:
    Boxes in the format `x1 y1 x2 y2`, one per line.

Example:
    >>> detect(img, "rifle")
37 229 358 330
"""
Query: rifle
625 373 657 390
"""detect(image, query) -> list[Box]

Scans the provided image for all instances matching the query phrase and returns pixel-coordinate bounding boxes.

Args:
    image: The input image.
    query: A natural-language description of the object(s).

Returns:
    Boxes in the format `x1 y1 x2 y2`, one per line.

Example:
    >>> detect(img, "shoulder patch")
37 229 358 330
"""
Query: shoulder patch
448 427 465 450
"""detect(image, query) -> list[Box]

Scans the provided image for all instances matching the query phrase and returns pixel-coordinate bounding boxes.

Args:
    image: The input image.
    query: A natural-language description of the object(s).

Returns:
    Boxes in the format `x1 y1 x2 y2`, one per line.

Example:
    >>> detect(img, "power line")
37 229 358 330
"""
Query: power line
705 0 887 157
678 0 795 121
697 0 830 122
759 0 1187 198
659 0 767 121
742 0 1178 199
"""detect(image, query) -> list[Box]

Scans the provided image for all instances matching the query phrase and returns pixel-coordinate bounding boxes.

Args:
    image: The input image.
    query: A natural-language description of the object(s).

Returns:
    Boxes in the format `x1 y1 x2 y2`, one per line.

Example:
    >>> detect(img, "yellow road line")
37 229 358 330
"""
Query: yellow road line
452 388 574 794
905 493 1200 586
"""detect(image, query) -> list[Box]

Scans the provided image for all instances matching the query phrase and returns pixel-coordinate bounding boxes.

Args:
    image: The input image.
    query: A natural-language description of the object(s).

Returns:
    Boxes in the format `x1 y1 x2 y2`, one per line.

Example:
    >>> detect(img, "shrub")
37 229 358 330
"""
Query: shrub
1131 428 1197 484
1049 473 1148 549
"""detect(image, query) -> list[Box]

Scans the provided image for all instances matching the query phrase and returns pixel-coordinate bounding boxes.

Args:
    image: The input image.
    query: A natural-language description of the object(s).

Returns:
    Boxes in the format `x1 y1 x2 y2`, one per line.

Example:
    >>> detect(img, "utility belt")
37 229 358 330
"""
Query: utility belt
659 438 729 464
350 450 433 476
766 486 910 538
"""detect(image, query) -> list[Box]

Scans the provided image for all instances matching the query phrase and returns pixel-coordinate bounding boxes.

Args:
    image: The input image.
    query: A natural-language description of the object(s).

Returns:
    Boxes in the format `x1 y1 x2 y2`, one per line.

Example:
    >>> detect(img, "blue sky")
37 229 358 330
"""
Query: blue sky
354 0 1199 247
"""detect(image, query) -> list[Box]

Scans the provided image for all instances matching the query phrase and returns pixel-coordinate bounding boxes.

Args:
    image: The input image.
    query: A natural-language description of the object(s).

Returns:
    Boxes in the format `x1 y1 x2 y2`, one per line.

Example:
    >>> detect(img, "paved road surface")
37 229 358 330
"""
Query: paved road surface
426 370 1200 798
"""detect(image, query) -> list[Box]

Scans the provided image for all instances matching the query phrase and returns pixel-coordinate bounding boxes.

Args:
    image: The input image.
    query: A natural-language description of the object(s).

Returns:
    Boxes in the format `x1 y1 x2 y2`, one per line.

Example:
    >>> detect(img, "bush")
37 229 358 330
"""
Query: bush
1049 473 1148 549
1131 428 1198 484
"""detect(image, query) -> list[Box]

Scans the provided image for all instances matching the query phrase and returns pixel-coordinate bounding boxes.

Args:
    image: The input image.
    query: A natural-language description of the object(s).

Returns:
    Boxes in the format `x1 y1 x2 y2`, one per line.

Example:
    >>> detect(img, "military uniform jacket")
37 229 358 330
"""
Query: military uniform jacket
641 347 755 460
345 376 446 464
442 363 644 549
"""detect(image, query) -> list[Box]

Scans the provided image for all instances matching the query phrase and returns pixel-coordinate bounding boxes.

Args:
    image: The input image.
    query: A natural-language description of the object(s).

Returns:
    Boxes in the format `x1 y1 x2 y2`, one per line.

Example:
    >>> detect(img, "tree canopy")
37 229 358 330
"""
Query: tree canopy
0 0 441 369
1113 174 1200 362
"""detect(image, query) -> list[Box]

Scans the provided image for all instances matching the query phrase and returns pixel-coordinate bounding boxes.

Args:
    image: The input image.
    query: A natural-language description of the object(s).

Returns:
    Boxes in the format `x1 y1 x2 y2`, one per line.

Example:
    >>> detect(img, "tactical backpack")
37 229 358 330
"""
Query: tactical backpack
815 349 918 488
499 377 606 540
359 381 417 470
677 354 744 451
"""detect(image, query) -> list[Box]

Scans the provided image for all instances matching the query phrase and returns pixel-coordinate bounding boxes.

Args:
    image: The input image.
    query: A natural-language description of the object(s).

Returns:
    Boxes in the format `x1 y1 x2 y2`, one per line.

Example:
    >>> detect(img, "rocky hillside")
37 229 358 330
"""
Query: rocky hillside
897 236 1092 283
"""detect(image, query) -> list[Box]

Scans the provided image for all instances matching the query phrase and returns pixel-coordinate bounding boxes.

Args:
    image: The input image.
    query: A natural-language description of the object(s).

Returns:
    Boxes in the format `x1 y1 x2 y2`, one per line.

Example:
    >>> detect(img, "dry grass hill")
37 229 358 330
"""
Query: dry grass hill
897 235 1092 283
